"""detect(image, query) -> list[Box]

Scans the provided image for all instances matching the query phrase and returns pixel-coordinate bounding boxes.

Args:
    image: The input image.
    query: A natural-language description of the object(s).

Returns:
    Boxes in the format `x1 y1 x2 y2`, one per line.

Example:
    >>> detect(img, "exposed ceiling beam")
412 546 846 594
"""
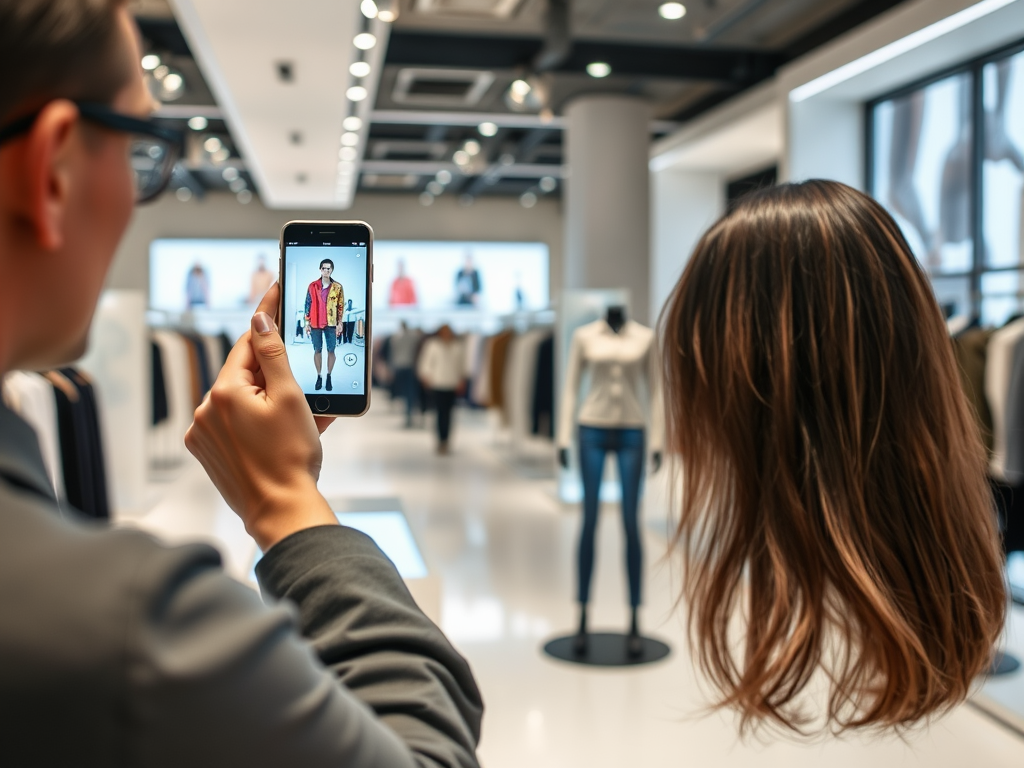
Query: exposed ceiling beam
369 109 678 133
385 31 783 83
360 160 565 178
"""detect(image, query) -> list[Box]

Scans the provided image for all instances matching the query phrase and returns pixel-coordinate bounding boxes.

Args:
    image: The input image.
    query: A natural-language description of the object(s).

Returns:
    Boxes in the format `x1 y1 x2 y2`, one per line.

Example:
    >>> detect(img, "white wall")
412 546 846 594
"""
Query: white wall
109 191 564 298
649 170 724 323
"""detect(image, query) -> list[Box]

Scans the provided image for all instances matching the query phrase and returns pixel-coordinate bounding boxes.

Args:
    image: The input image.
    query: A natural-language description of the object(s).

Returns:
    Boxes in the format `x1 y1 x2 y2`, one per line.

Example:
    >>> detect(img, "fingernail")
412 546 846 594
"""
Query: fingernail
254 312 275 335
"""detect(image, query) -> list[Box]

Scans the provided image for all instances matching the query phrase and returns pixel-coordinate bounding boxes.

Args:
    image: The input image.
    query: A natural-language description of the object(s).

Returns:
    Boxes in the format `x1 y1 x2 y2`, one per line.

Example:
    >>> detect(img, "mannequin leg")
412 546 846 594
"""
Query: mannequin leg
577 427 607 612
615 428 645 611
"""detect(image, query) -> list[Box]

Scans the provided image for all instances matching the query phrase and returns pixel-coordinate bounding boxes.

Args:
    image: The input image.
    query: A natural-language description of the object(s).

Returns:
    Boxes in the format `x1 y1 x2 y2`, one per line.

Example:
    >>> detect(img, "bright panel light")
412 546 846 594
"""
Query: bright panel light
339 146 358 161
510 79 531 97
347 86 369 102
141 54 161 71
341 132 360 147
187 116 208 131
360 0 377 19
350 61 371 78
203 136 223 153
478 121 499 137
658 2 686 20
353 33 377 50
378 9 398 22
789 0 1017 102
343 116 363 132
586 61 611 78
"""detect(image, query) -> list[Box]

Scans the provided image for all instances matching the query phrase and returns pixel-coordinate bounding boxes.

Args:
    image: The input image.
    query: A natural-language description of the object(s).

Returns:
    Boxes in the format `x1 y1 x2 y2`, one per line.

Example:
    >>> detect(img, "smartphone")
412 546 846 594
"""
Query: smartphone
279 220 373 416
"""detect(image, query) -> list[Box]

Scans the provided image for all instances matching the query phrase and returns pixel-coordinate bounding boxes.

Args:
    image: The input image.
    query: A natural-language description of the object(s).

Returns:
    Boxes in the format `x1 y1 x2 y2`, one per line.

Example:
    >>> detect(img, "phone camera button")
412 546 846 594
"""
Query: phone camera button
314 396 330 412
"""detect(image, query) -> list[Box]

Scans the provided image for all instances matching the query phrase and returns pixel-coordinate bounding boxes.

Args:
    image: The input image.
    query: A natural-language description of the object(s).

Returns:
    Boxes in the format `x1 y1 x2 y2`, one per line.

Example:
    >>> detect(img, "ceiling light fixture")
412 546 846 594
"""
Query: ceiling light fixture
237 189 253 204
222 167 240 182
141 54 161 71
420 192 434 206
586 62 611 78
658 2 686 20
187 116 208 131
478 121 499 137
343 116 363 132
790 0 1016 102
211 147 230 164
175 187 192 202
453 150 471 166
520 191 537 208
376 0 399 22
353 33 377 51
347 86 368 102
339 146 358 161
203 136 223 153
539 176 557 193
360 0 378 18
426 181 444 196
341 132 360 147
436 169 452 185
229 178 247 193
464 140 481 156
350 61 371 78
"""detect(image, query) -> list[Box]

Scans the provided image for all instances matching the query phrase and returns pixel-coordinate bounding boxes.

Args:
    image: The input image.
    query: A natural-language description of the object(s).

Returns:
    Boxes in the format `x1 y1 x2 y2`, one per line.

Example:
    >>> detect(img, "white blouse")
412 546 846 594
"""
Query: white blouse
557 319 663 451
417 337 466 391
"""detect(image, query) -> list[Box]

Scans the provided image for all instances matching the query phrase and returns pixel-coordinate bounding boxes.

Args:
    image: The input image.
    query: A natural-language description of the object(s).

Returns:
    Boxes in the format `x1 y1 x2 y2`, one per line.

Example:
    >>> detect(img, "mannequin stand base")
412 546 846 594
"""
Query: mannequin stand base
988 650 1021 676
543 632 670 667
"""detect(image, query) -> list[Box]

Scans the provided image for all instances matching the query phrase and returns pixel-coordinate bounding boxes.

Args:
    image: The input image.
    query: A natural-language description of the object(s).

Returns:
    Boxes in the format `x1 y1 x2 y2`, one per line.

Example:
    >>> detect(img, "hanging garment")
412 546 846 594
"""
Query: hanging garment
2 371 64 500
487 331 515 416
985 317 1024 478
418 338 466 392
61 368 110 521
151 340 169 427
1002 333 1024 482
557 319 664 453
473 336 497 407
952 327 993 454
532 334 555 438
150 330 195 466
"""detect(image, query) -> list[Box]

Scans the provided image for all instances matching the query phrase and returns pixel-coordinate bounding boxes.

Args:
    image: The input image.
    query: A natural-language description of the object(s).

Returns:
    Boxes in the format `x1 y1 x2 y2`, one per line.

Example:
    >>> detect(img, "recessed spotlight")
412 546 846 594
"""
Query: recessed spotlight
360 0 378 18
427 181 444 196
211 148 230 164
222 167 240 182
539 176 557 193
237 189 253 204
347 86 368 102
153 65 169 80
377 0 399 22
478 121 499 137
141 54 161 71
510 79 531 98
420 192 434 206
203 137 223 153
343 116 363 131
175 186 192 202
341 132 360 147
436 169 452 185
464 140 481 156
453 150 470 166
338 160 355 173
378 9 398 22
350 61 371 78
353 33 376 51
229 178 247 193
339 147 358 161
520 191 537 208
586 62 611 78
187 116 208 131
659 2 686 20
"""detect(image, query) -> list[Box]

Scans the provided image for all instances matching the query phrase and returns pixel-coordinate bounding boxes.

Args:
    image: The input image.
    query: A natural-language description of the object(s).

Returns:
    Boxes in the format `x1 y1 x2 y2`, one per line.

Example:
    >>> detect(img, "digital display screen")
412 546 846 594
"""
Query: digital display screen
282 242 368 397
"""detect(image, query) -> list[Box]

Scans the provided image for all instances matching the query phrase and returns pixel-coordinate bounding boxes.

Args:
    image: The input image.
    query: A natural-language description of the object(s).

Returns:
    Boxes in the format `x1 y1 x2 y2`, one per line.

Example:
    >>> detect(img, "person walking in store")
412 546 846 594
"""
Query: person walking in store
391 321 423 427
304 258 344 391
417 325 465 454
0 2 482 765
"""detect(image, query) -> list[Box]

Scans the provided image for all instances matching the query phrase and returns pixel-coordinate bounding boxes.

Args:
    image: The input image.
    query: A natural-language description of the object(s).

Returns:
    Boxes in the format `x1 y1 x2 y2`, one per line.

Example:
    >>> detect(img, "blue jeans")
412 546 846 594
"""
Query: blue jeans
577 425 644 608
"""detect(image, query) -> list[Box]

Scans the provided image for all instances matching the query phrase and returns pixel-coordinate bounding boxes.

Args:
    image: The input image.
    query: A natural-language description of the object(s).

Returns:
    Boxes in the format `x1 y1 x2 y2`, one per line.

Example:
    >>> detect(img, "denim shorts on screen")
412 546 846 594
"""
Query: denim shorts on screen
310 327 338 354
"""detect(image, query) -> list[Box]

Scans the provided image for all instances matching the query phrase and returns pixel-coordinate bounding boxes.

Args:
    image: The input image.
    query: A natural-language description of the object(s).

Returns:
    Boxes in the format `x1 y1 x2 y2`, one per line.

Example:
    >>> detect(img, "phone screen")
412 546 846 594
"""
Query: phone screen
280 221 372 416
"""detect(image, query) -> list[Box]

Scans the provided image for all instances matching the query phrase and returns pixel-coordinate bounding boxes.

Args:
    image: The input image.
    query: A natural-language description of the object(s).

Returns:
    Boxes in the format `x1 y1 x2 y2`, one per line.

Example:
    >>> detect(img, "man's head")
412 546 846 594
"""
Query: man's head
319 259 334 280
0 0 152 372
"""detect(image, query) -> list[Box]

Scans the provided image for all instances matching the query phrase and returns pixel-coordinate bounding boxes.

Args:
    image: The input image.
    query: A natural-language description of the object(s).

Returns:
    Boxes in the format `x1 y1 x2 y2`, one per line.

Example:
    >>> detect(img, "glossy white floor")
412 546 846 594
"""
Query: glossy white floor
127 393 1024 767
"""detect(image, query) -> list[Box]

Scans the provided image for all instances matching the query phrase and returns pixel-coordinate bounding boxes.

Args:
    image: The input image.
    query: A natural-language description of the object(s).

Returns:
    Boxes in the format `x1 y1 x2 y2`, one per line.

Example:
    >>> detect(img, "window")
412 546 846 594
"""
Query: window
868 40 1024 324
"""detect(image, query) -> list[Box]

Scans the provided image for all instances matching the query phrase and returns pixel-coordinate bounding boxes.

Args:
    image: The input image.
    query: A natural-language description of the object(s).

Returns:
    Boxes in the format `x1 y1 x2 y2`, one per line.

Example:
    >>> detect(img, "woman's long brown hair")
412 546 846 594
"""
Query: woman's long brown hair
661 180 1006 733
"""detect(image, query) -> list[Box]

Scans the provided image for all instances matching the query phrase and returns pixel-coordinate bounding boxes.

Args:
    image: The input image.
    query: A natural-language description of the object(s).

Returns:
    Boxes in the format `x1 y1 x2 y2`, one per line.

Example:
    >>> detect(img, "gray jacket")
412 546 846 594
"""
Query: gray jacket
0 401 483 767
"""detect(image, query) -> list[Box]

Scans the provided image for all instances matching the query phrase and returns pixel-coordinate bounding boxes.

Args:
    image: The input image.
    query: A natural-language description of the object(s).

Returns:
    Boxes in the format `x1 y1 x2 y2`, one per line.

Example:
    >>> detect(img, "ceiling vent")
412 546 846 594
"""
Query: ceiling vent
369 140 450 161
362 174 421 189
412 0 527 19
392 68 495 107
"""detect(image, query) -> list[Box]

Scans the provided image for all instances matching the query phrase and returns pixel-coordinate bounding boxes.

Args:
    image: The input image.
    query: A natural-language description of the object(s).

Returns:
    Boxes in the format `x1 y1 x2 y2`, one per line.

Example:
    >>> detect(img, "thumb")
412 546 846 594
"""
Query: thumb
251 312 293 394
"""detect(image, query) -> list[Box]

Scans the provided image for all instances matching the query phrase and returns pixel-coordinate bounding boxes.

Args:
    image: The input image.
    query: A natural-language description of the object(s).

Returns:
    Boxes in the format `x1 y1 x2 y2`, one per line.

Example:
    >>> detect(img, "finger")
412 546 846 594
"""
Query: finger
220 330 260 382
250 311 297 398
314 415 335 435
255 282 281 324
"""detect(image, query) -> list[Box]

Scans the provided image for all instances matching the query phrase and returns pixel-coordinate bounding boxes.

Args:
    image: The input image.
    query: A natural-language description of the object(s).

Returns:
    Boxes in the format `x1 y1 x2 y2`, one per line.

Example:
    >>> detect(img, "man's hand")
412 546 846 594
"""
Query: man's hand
305 323 311 337
186 284 338 551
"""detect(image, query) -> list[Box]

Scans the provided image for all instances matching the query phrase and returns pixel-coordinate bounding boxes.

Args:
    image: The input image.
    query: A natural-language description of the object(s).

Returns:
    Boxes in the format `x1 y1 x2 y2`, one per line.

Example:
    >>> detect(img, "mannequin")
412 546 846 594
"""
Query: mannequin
557 305 662 658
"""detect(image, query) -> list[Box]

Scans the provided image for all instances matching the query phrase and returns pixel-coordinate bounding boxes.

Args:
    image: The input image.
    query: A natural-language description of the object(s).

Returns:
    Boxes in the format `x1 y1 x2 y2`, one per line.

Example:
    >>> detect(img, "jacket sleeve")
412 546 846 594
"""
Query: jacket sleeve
304 285 312 325
127 526 482 768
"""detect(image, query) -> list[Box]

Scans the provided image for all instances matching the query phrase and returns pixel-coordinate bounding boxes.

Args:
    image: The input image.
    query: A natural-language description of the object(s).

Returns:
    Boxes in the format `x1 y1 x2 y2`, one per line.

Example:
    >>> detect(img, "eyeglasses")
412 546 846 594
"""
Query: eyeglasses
0 101 185 204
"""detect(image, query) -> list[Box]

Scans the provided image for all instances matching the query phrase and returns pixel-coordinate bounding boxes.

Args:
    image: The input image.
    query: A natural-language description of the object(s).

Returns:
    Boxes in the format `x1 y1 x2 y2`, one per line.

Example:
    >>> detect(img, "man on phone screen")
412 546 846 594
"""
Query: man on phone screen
304 259 344 391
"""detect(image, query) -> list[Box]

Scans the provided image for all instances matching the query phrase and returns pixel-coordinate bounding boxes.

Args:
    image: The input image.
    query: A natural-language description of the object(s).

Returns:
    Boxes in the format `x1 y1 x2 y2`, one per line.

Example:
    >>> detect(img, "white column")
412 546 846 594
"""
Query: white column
564 95 652 323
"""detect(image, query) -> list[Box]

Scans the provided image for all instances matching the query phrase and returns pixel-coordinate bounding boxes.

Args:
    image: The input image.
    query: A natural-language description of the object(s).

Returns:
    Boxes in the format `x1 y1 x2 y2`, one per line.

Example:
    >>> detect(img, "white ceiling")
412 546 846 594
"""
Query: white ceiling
169 0 388 209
